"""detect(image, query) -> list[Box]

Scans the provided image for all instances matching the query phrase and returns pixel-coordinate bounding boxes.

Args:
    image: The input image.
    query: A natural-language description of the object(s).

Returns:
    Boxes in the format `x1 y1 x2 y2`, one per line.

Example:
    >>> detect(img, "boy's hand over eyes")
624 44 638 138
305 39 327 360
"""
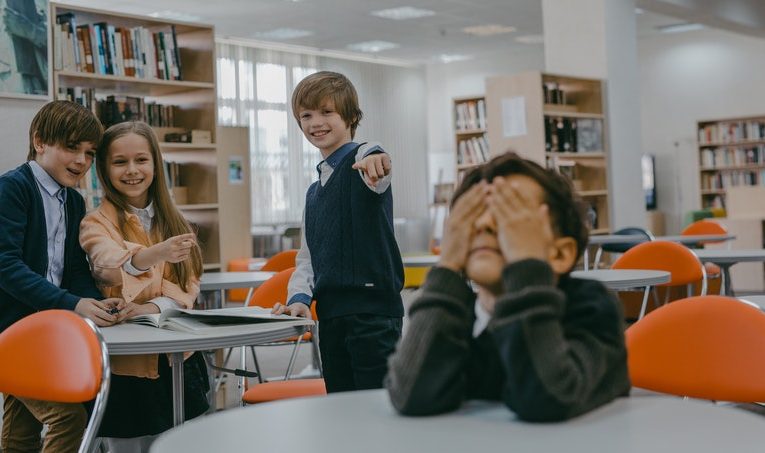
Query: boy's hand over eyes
352 153 391 187
438 182 489 273
489 177 554 264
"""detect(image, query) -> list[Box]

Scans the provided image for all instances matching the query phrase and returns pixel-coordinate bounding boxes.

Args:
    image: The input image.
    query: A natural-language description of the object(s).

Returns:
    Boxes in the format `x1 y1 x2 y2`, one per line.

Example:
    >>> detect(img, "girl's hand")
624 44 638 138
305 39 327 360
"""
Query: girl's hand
154 233 197 263
438 182 489 273
489 177 554 264
116 301 160 323
352 153 391 187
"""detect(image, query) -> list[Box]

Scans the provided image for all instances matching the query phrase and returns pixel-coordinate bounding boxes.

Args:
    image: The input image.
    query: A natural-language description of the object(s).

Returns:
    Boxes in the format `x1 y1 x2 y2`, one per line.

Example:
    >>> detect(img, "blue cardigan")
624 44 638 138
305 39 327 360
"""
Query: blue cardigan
0 163 102 331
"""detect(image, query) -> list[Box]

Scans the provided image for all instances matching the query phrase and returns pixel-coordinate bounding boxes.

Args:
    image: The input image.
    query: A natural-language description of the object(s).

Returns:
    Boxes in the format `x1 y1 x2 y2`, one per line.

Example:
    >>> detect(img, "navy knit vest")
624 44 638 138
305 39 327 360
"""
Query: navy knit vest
305 145 404 320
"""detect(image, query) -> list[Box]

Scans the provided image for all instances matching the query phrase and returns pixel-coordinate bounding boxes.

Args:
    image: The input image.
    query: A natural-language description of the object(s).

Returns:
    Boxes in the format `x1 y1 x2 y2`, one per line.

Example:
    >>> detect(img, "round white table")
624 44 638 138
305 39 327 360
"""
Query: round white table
199 271 275 308
657 234 736 244
402 254 439 268
571 269 670 290
691 249 765 296
101 319 311 426
151 389 765 453
738 295 765 311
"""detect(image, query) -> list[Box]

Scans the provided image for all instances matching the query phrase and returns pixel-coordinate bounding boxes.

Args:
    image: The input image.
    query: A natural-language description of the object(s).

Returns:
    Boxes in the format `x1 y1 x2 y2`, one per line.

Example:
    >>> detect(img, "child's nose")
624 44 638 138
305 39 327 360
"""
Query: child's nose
474 209 496 232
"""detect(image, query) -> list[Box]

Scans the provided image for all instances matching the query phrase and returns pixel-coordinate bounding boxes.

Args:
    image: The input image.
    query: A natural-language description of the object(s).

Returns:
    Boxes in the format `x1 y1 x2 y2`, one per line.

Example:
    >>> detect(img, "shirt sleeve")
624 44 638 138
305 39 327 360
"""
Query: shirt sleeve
286 209 313 306
356 142 392 194
123 257 150 276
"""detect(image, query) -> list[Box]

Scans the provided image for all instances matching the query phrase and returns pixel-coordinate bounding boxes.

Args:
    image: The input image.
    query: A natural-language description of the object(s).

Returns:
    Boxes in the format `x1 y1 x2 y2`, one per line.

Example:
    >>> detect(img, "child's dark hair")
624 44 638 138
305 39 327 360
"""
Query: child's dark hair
291 71 363 138
27 101 103 160
452 151 589 264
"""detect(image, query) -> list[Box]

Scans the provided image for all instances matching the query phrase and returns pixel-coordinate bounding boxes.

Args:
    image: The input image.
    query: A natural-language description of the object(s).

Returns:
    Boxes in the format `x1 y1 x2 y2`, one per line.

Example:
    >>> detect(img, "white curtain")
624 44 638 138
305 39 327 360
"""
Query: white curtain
216 41 428 227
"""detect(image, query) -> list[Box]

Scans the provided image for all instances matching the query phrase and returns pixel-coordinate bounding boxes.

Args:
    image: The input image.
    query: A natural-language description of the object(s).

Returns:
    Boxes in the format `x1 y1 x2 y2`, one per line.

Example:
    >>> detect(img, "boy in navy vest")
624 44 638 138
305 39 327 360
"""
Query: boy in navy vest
0 101 124 452
272 71 404 393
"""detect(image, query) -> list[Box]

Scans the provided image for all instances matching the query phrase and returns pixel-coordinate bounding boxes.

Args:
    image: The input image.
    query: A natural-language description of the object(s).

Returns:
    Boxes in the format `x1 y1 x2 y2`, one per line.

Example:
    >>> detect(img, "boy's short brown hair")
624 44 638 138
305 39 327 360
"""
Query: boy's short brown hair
452 151 589 265
291 71 363 138
27 101 103 160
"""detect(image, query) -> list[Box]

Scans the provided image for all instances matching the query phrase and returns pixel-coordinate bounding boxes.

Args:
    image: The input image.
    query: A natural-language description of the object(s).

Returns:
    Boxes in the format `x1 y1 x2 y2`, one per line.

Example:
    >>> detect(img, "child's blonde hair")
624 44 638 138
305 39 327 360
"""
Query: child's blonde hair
97 121 202 291
291 71 363 138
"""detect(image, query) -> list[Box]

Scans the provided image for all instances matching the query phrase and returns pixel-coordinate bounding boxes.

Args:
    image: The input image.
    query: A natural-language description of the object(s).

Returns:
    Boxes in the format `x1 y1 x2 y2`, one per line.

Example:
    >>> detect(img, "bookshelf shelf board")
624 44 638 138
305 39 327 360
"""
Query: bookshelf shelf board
178 203 219 211
701 189 727 195
161 142 217 150
700 164 765 171
699 139 765 148
56 71 215 96
453 95 485 103
578 190 609 197
543 109 604 119
202 263 221 271
455 128 487 136
591 228 611 235
546 152 605 159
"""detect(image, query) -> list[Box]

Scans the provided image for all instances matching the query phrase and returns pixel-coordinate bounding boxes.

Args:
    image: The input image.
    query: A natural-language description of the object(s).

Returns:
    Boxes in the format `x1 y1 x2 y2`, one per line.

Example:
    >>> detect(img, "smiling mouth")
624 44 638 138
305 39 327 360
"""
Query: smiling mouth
122 179 143 185
311 130 330 137
67 168 82 176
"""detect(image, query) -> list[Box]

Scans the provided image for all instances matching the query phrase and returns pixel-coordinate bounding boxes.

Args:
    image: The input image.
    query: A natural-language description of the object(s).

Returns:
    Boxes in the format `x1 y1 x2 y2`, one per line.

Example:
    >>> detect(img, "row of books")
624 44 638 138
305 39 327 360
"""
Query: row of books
543 82 567 105
698 120 765 145
545 117 603 153
55 12 182 81
457 135 489 166
700 171 765 190
699 145 765 168
57 87 178 128
455 100 487 131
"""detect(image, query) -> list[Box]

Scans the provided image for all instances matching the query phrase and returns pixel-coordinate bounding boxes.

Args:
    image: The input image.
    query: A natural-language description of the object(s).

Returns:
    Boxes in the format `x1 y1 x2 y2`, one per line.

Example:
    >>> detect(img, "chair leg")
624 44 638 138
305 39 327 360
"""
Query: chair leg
593 247 603 270
284 336 304 380
214 348 234 393
638 286 651 320
310 335 323 377
249 346 264 383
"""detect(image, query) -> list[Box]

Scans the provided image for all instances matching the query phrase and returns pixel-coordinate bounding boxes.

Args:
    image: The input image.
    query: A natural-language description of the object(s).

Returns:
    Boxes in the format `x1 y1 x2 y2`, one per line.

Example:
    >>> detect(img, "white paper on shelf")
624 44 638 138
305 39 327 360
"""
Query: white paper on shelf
501 96 527 138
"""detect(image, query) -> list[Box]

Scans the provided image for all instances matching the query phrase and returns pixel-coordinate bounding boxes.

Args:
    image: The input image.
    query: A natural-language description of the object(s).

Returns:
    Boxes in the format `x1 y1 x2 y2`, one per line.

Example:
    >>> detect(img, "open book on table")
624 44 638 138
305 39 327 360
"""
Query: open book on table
125 306 301 334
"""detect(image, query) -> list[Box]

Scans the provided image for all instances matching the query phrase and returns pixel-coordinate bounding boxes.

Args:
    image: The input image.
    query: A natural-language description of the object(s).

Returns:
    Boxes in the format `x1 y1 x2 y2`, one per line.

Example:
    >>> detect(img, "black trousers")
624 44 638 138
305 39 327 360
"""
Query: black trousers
318 314 402 393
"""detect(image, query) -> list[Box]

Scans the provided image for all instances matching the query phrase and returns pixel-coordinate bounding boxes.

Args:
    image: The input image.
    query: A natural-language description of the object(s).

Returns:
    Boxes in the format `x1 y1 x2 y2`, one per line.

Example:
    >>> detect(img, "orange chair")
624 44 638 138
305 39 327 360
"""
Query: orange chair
681 219 728 294
612 241 707 319
244 267 321 382
228 250 298 302
626 295 765 402
242 378 326 404
0 310 110 453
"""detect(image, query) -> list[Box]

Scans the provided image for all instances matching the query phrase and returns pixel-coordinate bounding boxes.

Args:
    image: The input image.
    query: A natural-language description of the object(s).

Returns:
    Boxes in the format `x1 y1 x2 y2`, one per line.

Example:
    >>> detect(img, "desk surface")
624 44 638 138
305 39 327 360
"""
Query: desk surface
199 271 275 291
692 248 765 264
571 269 670 290
100 320 312 355
151 389 765 453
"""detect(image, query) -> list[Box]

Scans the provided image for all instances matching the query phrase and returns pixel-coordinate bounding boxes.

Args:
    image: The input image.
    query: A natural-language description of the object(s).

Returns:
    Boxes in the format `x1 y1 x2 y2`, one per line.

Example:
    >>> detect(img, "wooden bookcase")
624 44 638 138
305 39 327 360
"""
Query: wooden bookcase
484 71 611 234
50 3 227 270
697 115 765 210
453 95 489 183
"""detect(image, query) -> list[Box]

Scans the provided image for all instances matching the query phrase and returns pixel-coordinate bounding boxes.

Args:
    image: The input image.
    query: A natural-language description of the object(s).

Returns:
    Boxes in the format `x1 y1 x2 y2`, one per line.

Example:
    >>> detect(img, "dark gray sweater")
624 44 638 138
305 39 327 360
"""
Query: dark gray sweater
385 259 630 422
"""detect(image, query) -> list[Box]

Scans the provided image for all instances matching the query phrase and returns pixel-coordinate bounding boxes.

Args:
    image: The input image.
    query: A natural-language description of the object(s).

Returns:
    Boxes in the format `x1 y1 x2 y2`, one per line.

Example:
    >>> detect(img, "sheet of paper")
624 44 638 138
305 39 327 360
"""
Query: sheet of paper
501 96 527 138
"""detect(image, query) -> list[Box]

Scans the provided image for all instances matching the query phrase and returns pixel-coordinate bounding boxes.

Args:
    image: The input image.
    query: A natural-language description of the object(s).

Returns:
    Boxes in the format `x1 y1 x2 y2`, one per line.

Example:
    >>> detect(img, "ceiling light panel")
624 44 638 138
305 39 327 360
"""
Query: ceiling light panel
370 6 436 20
462 24 516 37
254 28 313 40
346 40 399 53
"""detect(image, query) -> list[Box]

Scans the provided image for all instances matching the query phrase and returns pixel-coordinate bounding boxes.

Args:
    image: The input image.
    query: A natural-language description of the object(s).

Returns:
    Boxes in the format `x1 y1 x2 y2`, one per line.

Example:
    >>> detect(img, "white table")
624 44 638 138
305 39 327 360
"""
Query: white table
101 318 312 426
738 295 765 311
692 249 765 296
199 271 274 308
658 234 736 244
151 389 765 453
571 269 670 290
402 254 439 268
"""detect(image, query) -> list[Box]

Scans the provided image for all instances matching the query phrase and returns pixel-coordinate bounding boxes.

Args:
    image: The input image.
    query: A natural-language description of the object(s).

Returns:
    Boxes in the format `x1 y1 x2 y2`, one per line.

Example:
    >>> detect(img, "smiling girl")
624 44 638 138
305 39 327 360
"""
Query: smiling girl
79 121 208 452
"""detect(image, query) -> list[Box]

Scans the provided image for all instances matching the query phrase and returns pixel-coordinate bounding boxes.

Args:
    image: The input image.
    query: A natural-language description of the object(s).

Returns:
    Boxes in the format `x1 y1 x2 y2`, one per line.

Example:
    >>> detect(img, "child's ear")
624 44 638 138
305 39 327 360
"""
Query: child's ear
548 237 578 275
32 133 44 154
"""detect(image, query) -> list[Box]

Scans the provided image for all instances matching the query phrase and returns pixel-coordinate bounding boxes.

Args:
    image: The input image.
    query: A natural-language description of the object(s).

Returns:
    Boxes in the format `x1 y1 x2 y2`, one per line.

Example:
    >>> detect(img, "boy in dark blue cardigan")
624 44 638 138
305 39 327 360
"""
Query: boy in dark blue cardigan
0 101 124 452
273 71 404 393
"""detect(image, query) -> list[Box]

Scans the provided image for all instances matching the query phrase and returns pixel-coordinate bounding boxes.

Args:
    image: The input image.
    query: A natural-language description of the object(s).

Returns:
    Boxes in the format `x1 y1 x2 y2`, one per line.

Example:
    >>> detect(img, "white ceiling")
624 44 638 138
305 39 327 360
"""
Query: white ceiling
55 0 765 64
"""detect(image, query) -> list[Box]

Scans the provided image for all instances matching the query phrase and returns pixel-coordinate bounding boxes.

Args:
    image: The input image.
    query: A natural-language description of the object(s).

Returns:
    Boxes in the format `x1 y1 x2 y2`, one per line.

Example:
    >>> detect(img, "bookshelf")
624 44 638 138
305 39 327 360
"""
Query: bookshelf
50 3 227 270
697 115 765 210
484 71 612 234
453 95 489 183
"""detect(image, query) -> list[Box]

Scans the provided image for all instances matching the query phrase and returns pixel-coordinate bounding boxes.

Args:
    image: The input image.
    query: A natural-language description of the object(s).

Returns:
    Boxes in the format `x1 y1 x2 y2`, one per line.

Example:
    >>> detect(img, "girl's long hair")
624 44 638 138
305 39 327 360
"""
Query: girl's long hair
96 121 202 291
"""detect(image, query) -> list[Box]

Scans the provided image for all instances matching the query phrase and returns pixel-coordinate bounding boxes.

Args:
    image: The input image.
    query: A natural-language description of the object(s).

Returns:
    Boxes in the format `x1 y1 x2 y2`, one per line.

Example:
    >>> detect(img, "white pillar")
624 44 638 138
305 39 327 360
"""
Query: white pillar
542 0 646 230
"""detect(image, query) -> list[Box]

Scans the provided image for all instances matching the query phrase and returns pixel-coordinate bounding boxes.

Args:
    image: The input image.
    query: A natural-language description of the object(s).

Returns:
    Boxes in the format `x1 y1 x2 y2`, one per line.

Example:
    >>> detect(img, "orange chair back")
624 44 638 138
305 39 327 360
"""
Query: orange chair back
261 250 298 272
612 240 704 287
626 295 765 402
247 267 317 319
0 310 104 402
681 219 727 236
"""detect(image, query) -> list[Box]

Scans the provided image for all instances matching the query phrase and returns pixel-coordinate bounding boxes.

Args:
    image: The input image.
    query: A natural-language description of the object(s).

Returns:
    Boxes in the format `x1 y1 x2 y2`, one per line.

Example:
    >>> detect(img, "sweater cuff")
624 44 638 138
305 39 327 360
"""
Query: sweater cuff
288 293 312 307
502 259 555 293
60 292 81 311
423 266 475 301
